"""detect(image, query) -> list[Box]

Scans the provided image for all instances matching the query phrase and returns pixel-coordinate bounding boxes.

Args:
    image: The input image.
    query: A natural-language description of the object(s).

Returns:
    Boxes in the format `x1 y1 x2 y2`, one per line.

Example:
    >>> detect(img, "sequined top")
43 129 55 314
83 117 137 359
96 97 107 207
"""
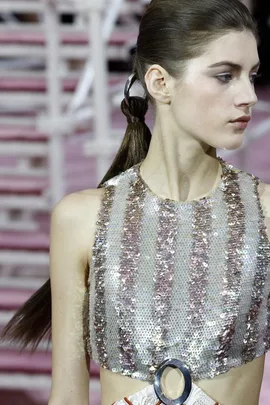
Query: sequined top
84 157 270 382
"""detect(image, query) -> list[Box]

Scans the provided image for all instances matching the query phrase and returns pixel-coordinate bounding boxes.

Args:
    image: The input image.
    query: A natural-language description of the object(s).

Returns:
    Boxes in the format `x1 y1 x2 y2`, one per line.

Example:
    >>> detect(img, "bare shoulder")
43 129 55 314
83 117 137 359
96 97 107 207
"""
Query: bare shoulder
258 182 270 216
257 182 270 241
51 187 105 265
52 187 104 216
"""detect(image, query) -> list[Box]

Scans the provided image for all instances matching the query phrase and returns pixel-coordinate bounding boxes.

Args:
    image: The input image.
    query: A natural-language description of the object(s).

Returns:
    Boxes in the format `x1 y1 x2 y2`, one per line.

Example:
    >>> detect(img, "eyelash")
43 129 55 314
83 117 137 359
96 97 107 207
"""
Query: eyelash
216 72 262 84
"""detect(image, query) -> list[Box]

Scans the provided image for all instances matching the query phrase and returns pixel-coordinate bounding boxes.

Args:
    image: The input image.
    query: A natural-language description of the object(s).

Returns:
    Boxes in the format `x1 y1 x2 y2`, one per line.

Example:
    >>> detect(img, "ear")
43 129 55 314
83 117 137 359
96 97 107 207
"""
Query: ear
144 64 172 104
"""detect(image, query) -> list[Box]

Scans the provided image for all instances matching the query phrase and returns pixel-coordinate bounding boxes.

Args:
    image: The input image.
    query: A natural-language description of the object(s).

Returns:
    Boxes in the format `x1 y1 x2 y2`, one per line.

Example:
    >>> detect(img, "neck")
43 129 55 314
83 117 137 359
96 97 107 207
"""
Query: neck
140 126 222 203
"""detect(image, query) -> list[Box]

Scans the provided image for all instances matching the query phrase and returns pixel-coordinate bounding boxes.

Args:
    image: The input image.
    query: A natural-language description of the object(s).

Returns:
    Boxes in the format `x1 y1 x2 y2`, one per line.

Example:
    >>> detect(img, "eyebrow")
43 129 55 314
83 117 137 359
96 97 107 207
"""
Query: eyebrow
208 61 261 70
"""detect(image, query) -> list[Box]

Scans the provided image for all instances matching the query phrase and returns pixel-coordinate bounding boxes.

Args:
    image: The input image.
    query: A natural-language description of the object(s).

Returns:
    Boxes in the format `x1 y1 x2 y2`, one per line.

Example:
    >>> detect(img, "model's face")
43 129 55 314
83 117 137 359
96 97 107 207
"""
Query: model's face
171 31 260 150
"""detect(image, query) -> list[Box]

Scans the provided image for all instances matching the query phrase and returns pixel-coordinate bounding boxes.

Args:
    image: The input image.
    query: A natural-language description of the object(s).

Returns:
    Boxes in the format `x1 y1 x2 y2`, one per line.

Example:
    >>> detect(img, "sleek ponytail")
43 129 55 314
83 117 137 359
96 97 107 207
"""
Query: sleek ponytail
98 74 152 185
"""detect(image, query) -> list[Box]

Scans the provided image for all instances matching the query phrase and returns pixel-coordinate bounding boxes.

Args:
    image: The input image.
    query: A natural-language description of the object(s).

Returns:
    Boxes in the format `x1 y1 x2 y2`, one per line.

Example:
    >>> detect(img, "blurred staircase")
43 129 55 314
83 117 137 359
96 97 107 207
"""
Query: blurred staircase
0 0 145 401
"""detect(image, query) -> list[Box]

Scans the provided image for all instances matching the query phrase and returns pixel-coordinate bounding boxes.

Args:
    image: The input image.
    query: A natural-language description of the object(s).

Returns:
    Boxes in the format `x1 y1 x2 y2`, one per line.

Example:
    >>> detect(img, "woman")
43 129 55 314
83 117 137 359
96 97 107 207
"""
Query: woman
2 1 270 404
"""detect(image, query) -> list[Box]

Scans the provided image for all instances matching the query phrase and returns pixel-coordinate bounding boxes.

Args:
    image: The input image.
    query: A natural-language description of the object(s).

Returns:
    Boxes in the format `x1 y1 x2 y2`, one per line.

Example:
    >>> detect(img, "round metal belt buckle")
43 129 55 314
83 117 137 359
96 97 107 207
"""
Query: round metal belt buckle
153 358 192 405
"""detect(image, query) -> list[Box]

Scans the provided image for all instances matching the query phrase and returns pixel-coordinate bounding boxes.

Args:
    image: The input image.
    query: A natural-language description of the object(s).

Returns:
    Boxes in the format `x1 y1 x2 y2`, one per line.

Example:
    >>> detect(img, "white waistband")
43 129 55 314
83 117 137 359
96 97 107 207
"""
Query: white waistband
113 383 219 405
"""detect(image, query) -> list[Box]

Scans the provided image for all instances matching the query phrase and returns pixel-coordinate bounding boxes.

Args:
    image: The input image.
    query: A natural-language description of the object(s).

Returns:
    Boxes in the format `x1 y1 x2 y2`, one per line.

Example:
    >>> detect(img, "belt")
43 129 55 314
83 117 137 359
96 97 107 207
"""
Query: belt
112 359 220 405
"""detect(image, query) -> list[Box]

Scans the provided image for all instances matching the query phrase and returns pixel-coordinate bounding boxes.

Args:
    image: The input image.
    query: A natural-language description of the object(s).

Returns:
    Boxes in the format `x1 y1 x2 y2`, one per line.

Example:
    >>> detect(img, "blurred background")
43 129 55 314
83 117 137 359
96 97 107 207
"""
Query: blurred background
0 0 269 404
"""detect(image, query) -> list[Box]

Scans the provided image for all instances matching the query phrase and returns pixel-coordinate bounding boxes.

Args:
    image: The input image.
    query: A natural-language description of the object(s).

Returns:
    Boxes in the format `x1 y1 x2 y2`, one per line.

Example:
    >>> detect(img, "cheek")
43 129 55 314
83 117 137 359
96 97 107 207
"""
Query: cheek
195 83 226 115
173 87 221 128
172 77 232 131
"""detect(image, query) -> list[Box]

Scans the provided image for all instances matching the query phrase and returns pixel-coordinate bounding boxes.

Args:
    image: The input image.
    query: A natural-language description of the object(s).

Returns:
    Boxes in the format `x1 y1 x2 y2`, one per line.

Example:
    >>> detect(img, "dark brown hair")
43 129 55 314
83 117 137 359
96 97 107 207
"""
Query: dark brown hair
1 0 258 352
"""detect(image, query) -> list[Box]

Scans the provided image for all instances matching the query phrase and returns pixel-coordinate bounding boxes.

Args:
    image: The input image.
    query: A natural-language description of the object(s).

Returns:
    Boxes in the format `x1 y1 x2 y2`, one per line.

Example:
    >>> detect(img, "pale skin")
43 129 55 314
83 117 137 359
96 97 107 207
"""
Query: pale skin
48 30 270 405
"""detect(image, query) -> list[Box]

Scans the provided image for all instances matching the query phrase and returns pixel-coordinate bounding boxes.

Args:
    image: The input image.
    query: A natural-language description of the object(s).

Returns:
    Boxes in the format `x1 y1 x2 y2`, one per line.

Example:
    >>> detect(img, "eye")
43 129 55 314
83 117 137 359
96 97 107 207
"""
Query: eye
216 72 263 84
250 72 262 84
216 73 233 83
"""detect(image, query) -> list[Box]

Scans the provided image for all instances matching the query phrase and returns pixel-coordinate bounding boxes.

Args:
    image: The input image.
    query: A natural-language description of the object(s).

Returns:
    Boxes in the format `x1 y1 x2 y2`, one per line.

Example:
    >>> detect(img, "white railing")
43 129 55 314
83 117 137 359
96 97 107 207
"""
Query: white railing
0 0 141 269
67 0 125 113
38 0 129 204
44 0 65 205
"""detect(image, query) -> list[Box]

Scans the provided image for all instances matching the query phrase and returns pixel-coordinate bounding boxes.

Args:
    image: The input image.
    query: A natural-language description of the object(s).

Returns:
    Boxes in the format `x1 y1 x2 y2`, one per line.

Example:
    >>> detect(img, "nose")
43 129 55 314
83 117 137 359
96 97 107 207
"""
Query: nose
234 78 258 108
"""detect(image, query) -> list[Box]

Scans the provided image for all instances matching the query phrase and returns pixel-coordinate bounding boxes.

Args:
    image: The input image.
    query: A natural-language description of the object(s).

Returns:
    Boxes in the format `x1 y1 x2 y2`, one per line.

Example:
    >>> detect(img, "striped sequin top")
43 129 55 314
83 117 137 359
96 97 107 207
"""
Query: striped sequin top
84 157 270 382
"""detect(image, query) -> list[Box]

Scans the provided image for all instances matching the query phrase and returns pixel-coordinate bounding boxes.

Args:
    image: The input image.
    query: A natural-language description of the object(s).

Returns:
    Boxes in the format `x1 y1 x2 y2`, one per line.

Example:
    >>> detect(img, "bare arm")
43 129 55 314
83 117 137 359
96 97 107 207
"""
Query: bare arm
258 182 270 237
48 189 103 405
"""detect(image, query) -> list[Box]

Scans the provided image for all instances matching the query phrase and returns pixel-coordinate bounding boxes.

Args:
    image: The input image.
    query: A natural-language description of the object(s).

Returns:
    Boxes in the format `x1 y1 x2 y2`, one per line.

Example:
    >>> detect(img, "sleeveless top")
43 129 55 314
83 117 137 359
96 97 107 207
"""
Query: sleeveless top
83 157 270 382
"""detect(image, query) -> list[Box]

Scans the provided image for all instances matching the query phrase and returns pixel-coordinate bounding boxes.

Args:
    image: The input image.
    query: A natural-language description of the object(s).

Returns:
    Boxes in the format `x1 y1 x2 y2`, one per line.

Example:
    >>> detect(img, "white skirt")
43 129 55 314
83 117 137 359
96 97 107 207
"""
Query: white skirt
112 383 220 405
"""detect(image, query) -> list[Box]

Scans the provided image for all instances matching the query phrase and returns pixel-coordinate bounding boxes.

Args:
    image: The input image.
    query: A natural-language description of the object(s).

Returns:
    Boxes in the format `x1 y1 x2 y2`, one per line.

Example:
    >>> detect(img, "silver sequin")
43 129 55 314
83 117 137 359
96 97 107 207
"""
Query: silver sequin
241 177 270 361
214 169 245 372
181 198 213 374
91 186 115 368
88 157 270 382
149 200 178 374
116 178 147 374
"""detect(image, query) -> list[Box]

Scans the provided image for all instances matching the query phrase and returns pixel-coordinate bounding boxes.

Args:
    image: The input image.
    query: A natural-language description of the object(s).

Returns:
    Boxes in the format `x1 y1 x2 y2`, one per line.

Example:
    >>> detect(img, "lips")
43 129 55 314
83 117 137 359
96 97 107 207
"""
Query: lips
231 116 251 123
230 121 248 130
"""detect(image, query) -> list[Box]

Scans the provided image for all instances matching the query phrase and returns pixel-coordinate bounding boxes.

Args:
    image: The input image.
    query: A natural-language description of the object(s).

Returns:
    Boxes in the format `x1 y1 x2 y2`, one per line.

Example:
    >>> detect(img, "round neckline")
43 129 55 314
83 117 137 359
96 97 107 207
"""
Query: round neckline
135 156 228 205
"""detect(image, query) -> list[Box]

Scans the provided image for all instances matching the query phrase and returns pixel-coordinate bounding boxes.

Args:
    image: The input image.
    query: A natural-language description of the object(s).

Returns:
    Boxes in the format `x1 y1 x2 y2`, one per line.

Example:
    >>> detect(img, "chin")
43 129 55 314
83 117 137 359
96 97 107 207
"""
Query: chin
217 131 245 151
221 139 244 151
